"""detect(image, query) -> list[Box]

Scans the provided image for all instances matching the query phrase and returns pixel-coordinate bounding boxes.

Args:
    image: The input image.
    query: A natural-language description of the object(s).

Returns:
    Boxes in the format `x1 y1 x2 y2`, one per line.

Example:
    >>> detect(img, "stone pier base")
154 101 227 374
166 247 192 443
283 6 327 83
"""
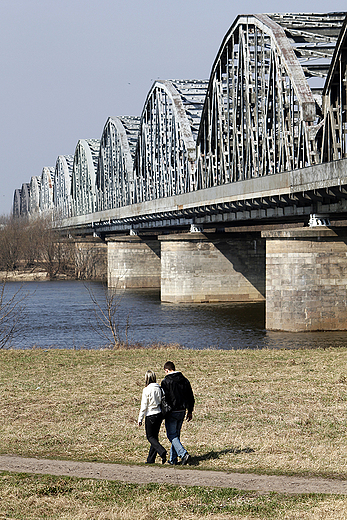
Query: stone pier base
159 232 265 303
107 235 161 289
263 227 347 331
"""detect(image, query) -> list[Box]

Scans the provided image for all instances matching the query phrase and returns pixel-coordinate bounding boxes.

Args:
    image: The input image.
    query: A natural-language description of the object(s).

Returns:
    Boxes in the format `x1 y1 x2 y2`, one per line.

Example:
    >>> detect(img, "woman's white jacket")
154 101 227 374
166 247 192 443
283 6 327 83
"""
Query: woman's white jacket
138 382 162 423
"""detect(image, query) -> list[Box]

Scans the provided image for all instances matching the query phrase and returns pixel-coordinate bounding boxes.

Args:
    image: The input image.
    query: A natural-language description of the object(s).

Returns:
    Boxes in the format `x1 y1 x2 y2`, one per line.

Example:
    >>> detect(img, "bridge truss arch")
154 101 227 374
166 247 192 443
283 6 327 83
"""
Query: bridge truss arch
54 155 74 219
20 183 30 216
13 189 21 218
71 139 100 216
39 167 55 214
134 79 208 202
322 16 347 161
96 116 140 211
196 12 346 189
29 176 41 215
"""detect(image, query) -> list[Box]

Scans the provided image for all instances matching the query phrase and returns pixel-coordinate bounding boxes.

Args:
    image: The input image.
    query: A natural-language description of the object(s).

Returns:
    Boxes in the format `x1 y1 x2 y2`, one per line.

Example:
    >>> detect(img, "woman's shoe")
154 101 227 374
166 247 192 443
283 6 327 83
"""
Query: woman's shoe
161 452 167 464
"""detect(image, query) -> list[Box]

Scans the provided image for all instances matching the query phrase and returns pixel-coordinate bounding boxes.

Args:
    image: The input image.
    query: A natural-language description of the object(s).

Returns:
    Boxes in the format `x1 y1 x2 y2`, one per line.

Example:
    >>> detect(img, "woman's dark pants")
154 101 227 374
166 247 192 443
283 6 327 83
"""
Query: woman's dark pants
145 412 166 463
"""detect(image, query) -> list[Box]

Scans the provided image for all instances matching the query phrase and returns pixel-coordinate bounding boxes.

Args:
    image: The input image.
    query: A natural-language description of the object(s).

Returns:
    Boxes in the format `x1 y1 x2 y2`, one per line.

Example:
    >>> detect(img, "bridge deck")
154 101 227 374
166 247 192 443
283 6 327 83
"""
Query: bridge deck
60 158 347 233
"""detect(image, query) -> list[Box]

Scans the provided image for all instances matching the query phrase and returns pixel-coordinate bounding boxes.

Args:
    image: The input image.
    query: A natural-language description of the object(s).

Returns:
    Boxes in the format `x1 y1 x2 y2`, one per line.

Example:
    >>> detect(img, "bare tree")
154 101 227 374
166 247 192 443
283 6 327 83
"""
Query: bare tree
0 214 96 280
74 240 107 281
85 283 130 348
25 217 74 279
40 226 64 278
0 216 25 270
21 216 49 268
0 276 28 348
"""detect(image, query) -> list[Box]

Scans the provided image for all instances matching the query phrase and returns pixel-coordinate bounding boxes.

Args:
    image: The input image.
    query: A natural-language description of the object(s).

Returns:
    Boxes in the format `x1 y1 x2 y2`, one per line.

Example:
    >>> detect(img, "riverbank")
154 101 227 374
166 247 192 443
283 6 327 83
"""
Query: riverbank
0 269 75 281
0 269 49 281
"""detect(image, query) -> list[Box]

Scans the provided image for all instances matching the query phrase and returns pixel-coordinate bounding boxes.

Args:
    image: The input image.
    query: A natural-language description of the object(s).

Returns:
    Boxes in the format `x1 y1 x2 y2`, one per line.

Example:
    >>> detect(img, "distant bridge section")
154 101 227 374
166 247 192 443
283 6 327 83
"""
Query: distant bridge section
53 155 74 219
13 12 347 233
134 80 208 202
96 116 140 211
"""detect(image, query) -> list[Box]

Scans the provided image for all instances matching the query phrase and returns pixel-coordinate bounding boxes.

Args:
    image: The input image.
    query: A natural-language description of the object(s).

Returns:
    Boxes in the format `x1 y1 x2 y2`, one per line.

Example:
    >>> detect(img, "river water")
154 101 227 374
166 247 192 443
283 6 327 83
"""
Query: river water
4 280 347 350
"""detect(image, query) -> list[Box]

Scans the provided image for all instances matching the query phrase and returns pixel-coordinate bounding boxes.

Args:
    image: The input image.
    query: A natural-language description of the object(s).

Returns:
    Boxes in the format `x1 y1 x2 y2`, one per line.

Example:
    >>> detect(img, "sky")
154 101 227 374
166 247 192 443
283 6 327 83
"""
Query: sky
1 0 346 215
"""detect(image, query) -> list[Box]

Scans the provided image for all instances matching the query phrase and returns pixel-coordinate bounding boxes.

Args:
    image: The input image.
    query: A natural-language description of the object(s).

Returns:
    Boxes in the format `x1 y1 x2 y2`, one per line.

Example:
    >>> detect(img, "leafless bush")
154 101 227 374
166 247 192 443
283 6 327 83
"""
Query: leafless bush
85 283 130 348
21 216 50 268
40 227 75 279
75 242 107 281
0 276 28 348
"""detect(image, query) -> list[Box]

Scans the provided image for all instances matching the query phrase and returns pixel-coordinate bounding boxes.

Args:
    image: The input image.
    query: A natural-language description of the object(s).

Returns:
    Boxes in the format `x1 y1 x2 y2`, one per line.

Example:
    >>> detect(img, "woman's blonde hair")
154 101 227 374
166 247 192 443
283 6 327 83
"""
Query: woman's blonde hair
145 370 156 386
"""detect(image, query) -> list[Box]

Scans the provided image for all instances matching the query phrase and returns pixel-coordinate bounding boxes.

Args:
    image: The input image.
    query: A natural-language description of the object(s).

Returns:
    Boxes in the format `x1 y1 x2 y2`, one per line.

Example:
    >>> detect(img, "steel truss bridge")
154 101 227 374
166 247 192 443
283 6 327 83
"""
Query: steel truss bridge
13 12 347 234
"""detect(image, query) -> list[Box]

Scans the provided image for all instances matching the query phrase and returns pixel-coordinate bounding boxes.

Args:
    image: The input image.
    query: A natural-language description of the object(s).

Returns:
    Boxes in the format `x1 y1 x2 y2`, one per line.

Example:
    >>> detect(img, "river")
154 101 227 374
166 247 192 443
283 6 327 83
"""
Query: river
3 280 347 350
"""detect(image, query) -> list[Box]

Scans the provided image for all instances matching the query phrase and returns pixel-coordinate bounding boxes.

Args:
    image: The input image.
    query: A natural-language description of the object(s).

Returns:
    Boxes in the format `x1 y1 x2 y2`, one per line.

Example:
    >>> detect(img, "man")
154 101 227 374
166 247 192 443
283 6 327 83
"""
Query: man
161 361 195 465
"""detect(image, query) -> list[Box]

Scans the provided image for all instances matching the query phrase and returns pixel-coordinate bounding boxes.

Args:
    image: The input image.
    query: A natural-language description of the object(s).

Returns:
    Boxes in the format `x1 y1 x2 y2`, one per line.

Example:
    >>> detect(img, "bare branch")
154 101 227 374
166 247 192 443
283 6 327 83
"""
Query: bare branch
84 282 130 348
0 275 29 348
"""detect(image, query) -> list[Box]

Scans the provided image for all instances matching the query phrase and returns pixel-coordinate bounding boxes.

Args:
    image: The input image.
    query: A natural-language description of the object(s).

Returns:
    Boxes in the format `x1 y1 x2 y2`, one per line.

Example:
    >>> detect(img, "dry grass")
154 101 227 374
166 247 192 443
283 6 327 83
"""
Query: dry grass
0 347 346 478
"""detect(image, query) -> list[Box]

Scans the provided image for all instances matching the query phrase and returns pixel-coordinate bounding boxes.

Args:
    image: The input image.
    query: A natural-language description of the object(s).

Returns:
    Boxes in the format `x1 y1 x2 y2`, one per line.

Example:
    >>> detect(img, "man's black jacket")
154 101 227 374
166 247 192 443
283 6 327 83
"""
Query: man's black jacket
161 371 194 414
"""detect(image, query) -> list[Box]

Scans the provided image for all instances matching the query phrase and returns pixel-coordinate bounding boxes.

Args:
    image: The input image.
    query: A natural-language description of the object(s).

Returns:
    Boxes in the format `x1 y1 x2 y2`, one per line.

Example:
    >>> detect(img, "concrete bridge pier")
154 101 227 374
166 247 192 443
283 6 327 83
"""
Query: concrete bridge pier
107 235 161 289
159 232 266 303
263 227 347 331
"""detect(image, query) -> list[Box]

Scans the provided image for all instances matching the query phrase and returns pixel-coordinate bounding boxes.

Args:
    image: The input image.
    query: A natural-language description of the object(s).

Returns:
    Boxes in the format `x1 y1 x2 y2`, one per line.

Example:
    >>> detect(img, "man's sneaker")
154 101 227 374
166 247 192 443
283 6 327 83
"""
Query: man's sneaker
181 452 190 465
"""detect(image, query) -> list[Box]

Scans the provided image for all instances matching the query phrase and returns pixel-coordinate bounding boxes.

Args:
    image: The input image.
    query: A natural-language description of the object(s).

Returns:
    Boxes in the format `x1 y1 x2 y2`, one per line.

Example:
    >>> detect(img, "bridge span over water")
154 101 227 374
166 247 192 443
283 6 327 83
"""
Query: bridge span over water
13 13 347 333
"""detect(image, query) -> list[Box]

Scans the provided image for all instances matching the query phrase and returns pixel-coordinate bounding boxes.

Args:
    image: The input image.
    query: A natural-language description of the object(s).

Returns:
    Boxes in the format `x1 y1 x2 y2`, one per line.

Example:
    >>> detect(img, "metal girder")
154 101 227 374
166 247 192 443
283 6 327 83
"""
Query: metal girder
20 183 30 216
322 16 347 162
96 116 140 211
71 139 100 216
134 79 208 202
39 167 55 214
329 186 347 199
258 14 316 121
13 189 21 218
29 176 41 215
294 47 335 60
53 155 74 219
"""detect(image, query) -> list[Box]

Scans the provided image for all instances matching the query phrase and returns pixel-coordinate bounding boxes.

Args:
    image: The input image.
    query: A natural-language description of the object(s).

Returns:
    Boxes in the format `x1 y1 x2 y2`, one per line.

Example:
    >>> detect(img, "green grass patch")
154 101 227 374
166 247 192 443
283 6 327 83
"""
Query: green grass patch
1 471 346 520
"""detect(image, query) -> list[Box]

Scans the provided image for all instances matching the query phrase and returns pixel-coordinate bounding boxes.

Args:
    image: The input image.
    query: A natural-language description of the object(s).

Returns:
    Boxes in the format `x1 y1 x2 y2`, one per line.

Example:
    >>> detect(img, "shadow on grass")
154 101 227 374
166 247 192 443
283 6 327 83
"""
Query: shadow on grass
190 447 255 466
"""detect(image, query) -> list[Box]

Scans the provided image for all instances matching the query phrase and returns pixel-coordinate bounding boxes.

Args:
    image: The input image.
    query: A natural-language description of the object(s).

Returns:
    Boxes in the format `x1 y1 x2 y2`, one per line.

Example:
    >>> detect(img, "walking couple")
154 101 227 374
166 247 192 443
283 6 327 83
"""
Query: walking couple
138 361 194 465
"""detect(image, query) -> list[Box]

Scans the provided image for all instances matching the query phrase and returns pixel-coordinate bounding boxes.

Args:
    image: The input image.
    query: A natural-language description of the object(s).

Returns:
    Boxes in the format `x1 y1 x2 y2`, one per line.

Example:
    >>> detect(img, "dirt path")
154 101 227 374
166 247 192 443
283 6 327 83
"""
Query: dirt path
0 455 346 495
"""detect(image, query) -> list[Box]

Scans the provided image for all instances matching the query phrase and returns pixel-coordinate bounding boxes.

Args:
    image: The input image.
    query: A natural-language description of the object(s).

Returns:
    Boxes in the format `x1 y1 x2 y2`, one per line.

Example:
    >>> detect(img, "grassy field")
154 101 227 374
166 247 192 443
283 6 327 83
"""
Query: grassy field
0 346 347 519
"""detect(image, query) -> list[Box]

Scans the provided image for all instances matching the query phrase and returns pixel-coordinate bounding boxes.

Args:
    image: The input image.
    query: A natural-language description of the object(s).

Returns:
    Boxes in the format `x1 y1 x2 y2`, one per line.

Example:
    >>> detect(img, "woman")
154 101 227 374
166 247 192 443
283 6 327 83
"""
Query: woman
138 370 167 464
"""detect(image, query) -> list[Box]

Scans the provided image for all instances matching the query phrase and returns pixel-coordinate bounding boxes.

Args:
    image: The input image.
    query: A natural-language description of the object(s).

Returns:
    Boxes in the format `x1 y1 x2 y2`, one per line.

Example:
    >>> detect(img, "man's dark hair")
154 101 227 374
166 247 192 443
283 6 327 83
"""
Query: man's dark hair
164 361 175 371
